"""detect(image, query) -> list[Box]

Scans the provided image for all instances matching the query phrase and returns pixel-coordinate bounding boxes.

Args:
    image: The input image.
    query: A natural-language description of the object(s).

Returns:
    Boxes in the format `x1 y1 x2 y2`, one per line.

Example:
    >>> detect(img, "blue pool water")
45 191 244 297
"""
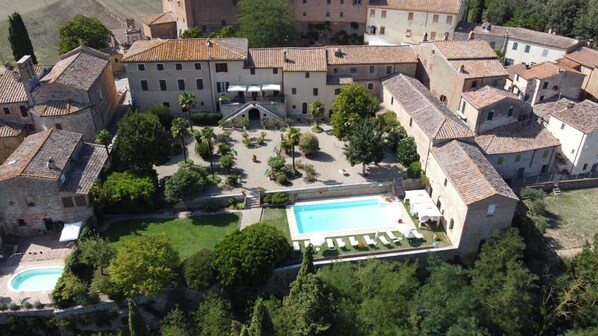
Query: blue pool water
10 267 64 292
294 198 390 234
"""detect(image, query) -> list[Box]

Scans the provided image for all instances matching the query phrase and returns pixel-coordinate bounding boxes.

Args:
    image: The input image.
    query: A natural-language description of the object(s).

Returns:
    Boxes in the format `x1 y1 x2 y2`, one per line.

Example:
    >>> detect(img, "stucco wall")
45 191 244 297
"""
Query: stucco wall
0 132 26 163
0 101 33 126
545 117 598 174
284 71 328 118
504 40 567 66
293 0 367 24
459 96 529 133
485 146 557 179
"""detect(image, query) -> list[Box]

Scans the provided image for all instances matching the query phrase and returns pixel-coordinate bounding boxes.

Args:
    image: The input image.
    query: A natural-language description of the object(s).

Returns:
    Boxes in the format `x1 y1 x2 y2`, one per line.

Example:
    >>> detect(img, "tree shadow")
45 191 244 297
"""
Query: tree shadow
305 151 335 162
189 213 240 227
320 179 342 185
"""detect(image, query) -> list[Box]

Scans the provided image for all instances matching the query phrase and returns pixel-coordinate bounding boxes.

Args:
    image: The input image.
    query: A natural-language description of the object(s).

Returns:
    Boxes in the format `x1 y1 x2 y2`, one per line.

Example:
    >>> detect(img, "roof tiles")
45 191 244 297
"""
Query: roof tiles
122 38 249 62
539 99 598 134
462 86 519 109
369 0 463 14
0 121 25 138
457 24 580 49
33 100 90 117
509 61 582 81
282 48 328 72
141 11 177 25
325 45 417 65
39 46 109 91
433 40 498 60
448 59 508 79
475 121 560 155
564 47 598 68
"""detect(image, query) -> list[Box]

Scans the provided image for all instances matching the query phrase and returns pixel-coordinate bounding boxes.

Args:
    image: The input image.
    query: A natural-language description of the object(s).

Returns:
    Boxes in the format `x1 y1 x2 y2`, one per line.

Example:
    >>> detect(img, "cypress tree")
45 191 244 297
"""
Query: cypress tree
8 12 37 64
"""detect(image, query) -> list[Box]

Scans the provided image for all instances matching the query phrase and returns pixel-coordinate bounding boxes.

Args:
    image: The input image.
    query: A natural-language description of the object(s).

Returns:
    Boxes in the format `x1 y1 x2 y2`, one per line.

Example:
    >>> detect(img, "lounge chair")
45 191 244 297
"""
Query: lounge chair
364 235 377 246
293 241 301 252
379 235 391 246
386 231 402 243
349 236 359 247
338 169 348 176
336 238 346 249
412 230 424 240
326 238 336 250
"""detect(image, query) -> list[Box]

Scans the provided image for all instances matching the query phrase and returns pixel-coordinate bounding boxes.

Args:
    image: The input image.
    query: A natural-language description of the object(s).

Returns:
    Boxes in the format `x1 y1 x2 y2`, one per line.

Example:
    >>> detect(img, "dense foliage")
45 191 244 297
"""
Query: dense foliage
8 12 37 64
191 112 223 126
238 0 298 48
183 248 217 291
343 118 385 175
116 111 170 169
165 166 207 203
145 104 174 130
298 132 320 156
180 27 202 39
397 136 419 166
58 15 111 54
331 83 379 139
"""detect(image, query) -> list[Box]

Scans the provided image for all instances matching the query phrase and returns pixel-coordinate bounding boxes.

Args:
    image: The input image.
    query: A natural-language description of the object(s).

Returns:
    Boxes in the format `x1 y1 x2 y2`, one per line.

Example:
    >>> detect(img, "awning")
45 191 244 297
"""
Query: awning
59 221 83 242
261 84 281 91
413 203 442 224
227 85 247 92
404 190 432 206
247 85 262 92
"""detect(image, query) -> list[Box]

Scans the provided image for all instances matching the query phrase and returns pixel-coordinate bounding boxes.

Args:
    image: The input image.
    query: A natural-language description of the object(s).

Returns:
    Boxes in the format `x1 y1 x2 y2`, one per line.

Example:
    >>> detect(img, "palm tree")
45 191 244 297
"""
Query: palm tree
171 118 190 163
309 100 324 132
201 127 215 176
95 129 112 163
178 91 196 131
286 127 301 173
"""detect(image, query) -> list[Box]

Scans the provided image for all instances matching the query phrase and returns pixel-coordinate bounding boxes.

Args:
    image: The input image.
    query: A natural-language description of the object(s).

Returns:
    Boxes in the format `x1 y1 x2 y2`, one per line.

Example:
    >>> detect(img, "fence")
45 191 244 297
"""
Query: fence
264 181 394 202
509 171 598 189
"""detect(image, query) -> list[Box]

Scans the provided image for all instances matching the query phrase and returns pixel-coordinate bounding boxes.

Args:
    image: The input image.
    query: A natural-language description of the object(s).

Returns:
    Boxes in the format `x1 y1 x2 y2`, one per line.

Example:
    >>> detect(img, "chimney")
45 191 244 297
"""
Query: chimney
423 32 428 42
548 28 553 34
16 55 35 85
443 32 449 41
458 64 465 73
335 47 342 57
468 31 474 40
283 51 288 62
567 102 575 109
126 18 135 29
587 39 594 48
47 157 58 170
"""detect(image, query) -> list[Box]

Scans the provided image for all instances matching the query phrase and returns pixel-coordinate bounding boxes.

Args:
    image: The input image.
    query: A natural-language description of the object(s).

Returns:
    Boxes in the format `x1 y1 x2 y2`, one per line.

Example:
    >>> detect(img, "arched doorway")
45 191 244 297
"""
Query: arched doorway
248 108 260 121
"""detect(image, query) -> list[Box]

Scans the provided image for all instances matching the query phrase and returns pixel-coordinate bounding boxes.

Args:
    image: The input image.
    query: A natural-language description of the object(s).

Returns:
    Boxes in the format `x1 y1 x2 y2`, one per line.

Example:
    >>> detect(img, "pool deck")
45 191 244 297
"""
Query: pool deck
0 234 71 305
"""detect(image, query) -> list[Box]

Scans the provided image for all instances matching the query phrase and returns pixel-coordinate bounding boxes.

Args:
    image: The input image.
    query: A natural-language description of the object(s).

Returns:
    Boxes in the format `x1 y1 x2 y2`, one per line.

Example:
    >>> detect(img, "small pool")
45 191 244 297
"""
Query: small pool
289 196 401 239
9 267 64 292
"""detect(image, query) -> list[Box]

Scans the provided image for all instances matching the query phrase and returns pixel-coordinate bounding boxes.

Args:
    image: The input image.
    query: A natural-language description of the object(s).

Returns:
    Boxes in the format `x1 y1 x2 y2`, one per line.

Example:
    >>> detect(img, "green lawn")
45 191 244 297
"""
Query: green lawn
103 213 241 259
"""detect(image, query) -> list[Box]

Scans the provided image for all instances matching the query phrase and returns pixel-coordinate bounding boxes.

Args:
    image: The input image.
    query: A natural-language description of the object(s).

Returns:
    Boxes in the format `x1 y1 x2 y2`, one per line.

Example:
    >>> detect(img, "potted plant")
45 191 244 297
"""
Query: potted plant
240 117 249 130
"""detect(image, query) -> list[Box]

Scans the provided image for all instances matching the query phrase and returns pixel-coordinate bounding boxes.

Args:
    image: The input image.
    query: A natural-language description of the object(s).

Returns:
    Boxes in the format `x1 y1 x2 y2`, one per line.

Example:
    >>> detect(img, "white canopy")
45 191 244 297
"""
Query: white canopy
247 85 262 92
227 85 247 92
404 190 431 205
59 221 83 242
412 203 442 224
261 84 281 91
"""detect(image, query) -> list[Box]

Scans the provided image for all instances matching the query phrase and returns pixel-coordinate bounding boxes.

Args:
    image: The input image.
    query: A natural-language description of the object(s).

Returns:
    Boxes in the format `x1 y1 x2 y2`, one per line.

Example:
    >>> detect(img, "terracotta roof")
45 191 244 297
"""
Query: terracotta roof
327 74 354 85
61 143 107 194
0 65 46 104
475 121 560 155
457 23 580 49
0 121 25 138
33 100 91 117
325 45 417 65
433 40 498 60
505 63 526 81
382 74 474 140
509 61 583 81
556 57 581 70
141 11 177 26
432 140 518 205
39 46 109 91
461 86 519 109
122 38 249 62
544 100 598 134
282 48 327 72
248 48 284 68
533 98 574 120
564 47 598 68
368 0 463 14
448 59 508 79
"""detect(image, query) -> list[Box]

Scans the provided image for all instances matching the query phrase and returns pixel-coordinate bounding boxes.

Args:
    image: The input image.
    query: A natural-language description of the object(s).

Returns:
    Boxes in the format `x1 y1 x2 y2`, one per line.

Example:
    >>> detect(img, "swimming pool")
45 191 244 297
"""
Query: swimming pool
288 196 402 240
9 267 64 292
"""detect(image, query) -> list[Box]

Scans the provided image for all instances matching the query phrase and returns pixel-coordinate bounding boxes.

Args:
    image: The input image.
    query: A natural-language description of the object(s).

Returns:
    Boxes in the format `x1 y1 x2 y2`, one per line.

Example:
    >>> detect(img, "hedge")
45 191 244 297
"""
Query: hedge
191 112 223 126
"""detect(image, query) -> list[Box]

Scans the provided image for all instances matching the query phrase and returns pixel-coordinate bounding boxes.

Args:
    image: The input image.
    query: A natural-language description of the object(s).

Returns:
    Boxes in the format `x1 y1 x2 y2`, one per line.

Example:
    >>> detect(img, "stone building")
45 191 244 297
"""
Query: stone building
294 0 368 40
0 129 108 236
0 121 26 163
559 46 598 102
141 11 178 39
414 40 509 111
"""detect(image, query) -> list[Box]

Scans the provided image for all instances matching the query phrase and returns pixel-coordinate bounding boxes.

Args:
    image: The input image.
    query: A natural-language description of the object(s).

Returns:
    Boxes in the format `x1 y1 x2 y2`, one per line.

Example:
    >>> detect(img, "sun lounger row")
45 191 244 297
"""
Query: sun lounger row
292 230 421 252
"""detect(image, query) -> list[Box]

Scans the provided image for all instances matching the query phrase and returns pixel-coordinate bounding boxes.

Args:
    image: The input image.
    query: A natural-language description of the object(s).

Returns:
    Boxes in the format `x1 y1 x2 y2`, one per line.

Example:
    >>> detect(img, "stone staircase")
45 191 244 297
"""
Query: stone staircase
245 189 261 209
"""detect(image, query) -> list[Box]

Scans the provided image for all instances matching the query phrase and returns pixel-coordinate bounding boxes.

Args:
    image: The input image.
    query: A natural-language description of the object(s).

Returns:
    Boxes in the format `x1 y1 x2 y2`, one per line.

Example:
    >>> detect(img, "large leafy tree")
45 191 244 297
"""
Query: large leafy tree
144 104 174 130
575 0 598 41
164 166 207 203
116 111 170 169
194 294 233 336
171 117 191 163
213 223 290 288
183 248 217 291
128 299 150 336
58 15 111 54
8 12 37 64
237 0 298 48
180 27 202 39
161 306 192 336
78 235 116 274
545 0 584 37
249 298 274 336
331 83 379 139
283 273 334 336
467 0 484 23
343 118 385 175
397 136 419 166
470 228 538 336
108 233 180 296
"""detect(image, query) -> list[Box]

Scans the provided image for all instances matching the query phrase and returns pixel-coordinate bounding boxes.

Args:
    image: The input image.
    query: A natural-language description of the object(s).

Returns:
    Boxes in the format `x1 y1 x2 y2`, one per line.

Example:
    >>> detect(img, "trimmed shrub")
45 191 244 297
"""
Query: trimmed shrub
91 277 125 301
191 112 223 126
397 137 419 166
276 173 288 185
0 303 6 311
298 133 320 155
217 143 232 156
8 303 19 311
195 141 212 161
33 300 43 309
144 104 174 130
520 187 545 201
268 156 286 172
407 162 422 178
216 131 232 143
219 154 235 173
184 249 217 290
270 192 291 204
23 301 33 309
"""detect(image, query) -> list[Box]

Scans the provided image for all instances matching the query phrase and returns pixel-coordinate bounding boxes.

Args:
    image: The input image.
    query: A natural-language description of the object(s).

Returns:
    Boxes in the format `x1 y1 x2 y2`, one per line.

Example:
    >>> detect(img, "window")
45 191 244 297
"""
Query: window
472 80 478 88
492 79 499 87
55 123 62 130
582 163 588 170
449 219 454 230
250 68 256 75
177 79 185 90
524 45 531 53
334 88 341 95
215 63 228 72
292 88 297 94
159 80 167 91
561 123 565 130
541 48 549 57
487 204 496 217
137 64 145 71
140 80 149 91
542 81 549 89
163 102 170 107
439 95 447 103
369 65 375 73
512 42 518 50
156 63 164 71
350 68 357 73
370 9 375 17
19 106 27 117
380 26 385 35
313 88 318 96
508 106 513 117
216 82 229 93
302 103 308 114
406 29 412 37
461 102 466 113
443 178 448 187
515 154 521 162
18 219 26 227
196 78 204 90
273 68 278 74
340 12 344 17
433 14 439 23
175 63 183 70
539 95 545 102
221 20 226 25
542 150 549 158
446 15 453 24
487 111 494 121
305 72 310 78
408 12 413 21
194 63 202 70
367 83 374 90
430 32 436 40
303 11 306 16
326 11 330 17
409 118 412 127
62 197 74 208
497 157 504 165
3 107 9 115
381 10 386 18
386 65 392 74
74 195 87 207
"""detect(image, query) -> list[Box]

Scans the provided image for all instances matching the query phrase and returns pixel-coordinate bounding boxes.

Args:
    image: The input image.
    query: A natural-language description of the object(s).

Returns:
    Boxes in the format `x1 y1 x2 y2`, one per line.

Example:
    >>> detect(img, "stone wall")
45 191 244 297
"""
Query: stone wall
265 182 393 202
